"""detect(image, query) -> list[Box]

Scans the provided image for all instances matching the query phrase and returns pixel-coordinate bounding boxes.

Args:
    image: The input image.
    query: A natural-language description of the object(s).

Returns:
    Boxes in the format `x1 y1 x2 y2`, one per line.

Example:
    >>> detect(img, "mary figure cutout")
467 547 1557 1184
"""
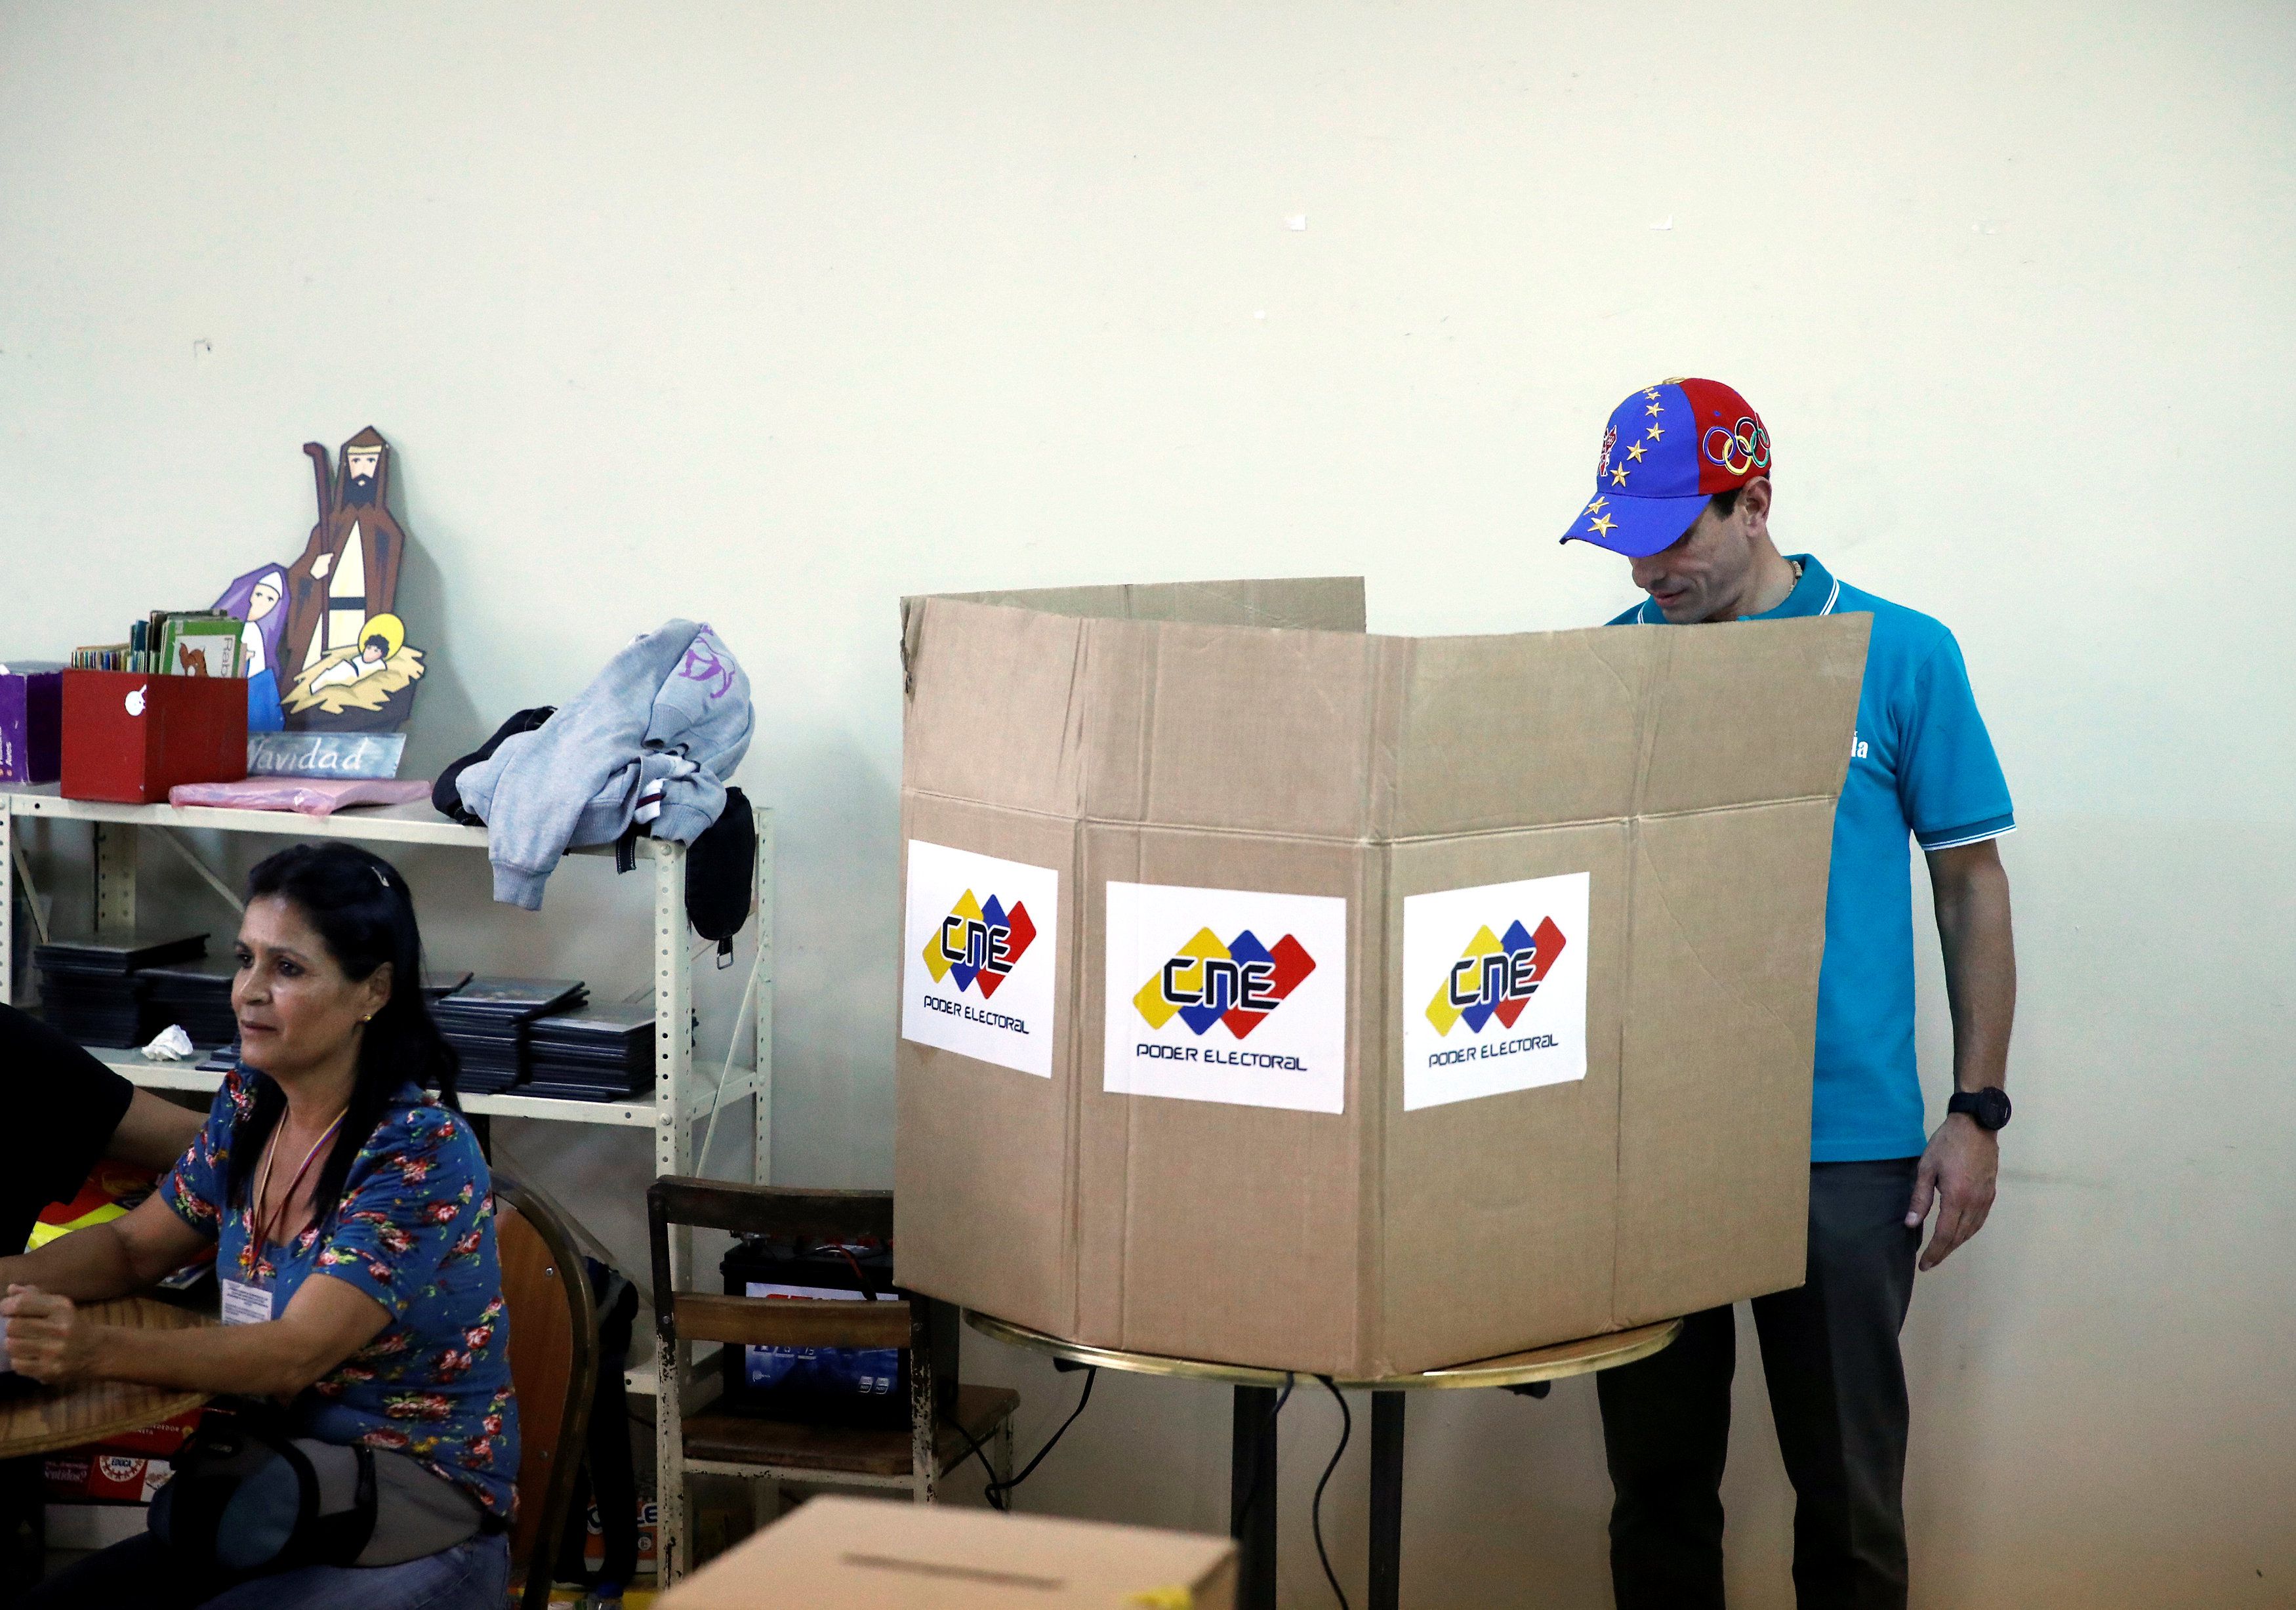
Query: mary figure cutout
212 563 291 732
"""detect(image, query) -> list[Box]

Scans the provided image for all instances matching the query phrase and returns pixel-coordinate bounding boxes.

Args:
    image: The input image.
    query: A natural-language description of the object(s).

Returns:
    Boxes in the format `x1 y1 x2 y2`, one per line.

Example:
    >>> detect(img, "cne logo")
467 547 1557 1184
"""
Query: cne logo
920 890 1037 999
1134 928 1316 1039
1424 917 1567 1037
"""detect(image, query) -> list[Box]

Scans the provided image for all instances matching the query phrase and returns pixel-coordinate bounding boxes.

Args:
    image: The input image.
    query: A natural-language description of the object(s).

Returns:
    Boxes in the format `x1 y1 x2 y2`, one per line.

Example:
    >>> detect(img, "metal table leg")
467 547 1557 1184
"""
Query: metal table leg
1231 1385 1280 1610
1369 1390 1405 1610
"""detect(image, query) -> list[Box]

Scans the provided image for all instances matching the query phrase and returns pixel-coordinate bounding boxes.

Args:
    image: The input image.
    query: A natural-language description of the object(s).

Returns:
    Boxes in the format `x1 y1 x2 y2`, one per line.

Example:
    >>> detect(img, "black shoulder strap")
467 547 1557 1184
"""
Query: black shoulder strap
301 1443 379 1567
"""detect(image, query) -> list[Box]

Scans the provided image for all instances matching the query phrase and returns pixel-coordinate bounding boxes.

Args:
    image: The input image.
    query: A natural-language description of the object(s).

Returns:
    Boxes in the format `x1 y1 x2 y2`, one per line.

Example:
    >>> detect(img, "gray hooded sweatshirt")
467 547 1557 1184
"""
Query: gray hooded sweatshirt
456 619 752 909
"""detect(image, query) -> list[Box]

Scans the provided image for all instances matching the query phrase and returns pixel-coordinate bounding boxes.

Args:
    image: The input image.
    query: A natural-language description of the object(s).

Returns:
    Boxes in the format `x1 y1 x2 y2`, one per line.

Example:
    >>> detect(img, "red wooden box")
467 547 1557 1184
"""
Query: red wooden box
60 670 247 804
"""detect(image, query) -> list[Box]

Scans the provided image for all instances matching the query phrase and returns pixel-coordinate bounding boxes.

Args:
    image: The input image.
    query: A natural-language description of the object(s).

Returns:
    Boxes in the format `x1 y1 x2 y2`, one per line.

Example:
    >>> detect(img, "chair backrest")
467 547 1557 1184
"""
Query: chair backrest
497 1177 600 1610
646 1178 916 1353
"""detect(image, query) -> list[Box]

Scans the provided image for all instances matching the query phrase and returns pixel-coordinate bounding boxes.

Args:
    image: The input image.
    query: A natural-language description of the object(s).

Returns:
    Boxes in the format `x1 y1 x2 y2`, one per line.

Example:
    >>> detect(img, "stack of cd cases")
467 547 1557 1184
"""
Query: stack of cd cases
155 969 474 1067
525 1004 658 1101
140 958 241 1048
33 932 209 1046
431 978 587 1094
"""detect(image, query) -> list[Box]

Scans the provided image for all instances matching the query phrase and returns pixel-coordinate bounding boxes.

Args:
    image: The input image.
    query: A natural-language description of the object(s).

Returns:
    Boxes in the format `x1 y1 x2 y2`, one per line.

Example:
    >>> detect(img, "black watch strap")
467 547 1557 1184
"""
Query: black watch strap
1948 1087 2012 1131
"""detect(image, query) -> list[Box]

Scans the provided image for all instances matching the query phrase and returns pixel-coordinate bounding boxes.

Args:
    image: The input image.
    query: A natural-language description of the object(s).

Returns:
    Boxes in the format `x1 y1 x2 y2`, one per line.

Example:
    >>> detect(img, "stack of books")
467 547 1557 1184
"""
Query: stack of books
33 932 210 1047
141 959 241 1049
72 610 242 678
525 1004 659 1101
431 978 588 1094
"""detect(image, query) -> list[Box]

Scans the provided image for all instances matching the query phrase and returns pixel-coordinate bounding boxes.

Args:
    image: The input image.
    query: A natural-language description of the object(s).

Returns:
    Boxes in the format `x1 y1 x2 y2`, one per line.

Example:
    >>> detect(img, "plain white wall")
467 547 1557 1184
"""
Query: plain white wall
5 3 2292 1604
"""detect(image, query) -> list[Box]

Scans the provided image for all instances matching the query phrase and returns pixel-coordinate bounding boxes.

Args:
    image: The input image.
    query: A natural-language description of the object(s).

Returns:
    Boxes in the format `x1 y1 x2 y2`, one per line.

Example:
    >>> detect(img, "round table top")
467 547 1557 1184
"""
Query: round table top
965 1310 1681 1392
0 1296 213 1459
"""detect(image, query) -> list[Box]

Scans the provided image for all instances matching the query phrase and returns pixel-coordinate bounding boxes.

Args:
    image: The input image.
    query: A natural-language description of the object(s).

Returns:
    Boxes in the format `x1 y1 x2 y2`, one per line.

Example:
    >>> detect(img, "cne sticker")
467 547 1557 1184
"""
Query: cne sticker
1401 872 1590 1110
901 841 1060 1077
1103 881 1348 1114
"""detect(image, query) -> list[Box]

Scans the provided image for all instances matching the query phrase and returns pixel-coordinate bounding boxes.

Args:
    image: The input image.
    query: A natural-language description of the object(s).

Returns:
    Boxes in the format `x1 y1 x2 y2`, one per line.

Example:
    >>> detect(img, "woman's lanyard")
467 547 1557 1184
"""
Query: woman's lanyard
253 1109 345 1260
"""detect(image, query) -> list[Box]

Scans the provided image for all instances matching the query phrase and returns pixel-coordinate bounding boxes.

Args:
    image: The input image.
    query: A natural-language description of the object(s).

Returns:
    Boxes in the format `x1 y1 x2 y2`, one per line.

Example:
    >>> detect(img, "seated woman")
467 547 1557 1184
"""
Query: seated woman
2 844 518 1609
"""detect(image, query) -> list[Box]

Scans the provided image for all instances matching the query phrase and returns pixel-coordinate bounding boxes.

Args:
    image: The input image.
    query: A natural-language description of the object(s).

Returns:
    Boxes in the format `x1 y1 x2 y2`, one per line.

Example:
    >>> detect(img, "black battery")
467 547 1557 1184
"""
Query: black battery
717 1237 957 1428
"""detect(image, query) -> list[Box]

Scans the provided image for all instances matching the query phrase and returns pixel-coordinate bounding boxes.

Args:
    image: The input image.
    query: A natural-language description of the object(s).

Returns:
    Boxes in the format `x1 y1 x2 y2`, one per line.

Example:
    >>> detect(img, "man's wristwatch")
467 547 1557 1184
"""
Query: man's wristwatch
1948 1086 2013 1131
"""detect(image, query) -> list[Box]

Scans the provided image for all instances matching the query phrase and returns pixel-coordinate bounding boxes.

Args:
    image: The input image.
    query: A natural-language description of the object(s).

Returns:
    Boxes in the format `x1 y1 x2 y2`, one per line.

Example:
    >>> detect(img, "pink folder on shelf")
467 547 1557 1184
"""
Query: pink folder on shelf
167 777 433 816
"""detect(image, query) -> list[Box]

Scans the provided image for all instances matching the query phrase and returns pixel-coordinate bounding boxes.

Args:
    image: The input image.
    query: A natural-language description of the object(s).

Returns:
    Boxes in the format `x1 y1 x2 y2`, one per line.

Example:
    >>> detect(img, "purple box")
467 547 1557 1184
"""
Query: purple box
0 663 64 785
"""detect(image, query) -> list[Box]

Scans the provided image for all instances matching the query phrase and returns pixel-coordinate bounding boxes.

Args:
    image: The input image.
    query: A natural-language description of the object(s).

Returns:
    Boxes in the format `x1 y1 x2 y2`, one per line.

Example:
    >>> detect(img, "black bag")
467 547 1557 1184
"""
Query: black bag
150 1401 485 1578
434 706 557 825
685 785 756 962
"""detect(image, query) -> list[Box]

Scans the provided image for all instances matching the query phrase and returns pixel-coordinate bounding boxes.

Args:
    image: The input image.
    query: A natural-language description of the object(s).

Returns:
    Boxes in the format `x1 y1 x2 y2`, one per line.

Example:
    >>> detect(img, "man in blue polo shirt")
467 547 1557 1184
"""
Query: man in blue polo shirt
1563 379 2018 1609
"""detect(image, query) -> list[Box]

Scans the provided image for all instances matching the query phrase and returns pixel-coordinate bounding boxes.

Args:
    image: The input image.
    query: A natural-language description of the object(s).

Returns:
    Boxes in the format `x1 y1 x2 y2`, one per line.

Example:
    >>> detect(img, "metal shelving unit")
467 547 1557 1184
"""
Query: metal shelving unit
0 783 771 1409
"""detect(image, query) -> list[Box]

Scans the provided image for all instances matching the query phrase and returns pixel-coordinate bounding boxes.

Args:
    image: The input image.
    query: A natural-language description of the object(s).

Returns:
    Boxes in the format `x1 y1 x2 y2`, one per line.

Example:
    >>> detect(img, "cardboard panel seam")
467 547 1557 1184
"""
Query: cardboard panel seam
1635 792 1842 821
903 789 1083 824
1609 817 1646 1334
1607 631 1663 1334
1061 815 1088 1340
1360 840 1389 1371
901 796 1845 844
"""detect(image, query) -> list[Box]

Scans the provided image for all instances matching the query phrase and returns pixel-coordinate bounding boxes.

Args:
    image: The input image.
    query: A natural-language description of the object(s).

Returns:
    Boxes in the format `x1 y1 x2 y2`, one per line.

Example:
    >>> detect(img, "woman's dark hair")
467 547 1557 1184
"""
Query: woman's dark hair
226 842 460 1222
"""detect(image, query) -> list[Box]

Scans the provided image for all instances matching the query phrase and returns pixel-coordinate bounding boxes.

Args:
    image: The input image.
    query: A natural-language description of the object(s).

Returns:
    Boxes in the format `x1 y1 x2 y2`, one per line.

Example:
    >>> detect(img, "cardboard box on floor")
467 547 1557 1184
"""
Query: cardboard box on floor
895 577 1869 1378
657 1495 1237 1610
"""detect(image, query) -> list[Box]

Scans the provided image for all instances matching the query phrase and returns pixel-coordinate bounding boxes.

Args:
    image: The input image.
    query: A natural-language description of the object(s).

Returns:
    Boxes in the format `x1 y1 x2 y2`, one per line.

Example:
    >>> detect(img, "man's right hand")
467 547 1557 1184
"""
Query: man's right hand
1904 1113 1999 1271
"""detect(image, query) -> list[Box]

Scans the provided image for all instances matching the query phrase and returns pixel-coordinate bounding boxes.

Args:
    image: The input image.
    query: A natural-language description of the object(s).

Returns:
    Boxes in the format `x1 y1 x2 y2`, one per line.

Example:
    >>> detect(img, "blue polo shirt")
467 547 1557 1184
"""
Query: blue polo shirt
1609 555 2013 1161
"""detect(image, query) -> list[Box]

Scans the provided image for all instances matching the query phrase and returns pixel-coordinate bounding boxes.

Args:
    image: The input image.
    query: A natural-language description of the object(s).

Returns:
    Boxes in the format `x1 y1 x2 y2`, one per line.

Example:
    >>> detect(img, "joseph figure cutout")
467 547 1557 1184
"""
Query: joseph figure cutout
282 426 408 681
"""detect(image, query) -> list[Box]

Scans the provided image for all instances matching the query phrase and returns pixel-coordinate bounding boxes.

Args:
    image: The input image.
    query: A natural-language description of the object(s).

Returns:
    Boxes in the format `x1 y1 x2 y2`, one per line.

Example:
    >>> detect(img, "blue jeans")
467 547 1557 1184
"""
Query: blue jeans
24 1529 511 1609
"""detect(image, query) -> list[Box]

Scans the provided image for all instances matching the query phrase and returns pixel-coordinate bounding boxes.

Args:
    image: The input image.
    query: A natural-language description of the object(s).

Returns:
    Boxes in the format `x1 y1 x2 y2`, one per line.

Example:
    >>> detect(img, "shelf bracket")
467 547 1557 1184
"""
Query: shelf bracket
154 827 246 919
11 833 49 948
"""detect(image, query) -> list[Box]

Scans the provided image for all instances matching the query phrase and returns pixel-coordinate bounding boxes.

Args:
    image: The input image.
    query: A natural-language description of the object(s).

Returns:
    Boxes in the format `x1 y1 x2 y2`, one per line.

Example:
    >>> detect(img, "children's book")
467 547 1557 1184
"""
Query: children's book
157 612 242 678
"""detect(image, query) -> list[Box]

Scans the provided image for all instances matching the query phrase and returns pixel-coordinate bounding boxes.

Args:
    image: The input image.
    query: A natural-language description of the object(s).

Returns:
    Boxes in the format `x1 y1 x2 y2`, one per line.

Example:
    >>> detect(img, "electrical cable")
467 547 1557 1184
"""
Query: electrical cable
1311 1375 1353 1610
951 1364 1099 1511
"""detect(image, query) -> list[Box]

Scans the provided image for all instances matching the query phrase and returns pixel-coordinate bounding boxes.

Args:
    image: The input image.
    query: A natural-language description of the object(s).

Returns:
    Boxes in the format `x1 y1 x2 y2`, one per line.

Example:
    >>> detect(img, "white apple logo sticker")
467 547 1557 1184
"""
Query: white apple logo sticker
125 686 147 718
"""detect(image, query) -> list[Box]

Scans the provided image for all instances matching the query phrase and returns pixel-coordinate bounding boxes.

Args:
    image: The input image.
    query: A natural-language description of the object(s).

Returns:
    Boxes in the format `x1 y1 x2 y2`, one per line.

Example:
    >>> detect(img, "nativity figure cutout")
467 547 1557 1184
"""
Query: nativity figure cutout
212 426 427 734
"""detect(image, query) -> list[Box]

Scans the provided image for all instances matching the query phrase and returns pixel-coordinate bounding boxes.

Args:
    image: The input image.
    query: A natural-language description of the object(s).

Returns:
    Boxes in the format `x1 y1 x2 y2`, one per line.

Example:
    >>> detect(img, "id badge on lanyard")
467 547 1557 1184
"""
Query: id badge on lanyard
220 1277 272 1326
231 1107 344 1327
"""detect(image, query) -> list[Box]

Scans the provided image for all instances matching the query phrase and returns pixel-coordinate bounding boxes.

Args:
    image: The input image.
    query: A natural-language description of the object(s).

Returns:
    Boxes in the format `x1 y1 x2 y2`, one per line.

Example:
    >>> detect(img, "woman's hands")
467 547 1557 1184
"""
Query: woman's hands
2 1285 110 1386
0 1274 390 1400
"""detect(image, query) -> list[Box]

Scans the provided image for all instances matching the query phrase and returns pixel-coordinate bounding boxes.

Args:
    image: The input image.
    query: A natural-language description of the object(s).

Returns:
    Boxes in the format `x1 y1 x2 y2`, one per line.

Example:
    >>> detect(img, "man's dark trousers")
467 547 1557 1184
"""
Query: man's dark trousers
1597 1159 1923 1610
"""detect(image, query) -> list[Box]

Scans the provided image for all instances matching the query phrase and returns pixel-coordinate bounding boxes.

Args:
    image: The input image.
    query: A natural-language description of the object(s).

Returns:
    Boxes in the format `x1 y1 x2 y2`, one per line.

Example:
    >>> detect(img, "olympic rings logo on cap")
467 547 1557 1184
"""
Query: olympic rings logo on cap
1702 417 1770 477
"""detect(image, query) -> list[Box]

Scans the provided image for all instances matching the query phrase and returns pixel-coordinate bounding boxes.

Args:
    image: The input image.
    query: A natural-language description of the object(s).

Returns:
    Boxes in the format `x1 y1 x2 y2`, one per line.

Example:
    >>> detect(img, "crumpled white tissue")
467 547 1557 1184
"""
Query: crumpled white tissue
141 1025 196 1062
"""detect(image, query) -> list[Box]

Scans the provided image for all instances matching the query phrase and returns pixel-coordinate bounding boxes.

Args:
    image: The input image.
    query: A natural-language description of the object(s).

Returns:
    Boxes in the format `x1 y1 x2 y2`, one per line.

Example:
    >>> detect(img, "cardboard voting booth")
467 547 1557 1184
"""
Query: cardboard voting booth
895 578 1870 1378
656 1495 1238 1610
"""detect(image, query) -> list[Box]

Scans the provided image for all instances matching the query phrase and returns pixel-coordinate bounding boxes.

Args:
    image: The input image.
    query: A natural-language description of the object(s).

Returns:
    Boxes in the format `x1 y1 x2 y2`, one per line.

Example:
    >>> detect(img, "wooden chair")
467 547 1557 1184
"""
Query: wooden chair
646 1177 1020 1583
495 1175 600 1610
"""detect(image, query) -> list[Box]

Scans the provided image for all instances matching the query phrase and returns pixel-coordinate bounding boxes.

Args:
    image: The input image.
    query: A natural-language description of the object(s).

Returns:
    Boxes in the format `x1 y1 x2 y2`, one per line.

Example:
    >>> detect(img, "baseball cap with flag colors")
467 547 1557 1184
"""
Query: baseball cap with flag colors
1561 378 1773 558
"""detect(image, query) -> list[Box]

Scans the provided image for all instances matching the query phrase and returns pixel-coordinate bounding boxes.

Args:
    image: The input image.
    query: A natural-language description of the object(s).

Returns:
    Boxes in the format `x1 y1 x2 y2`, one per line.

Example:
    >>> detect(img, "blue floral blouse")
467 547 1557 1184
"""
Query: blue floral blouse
163 1065 521 1518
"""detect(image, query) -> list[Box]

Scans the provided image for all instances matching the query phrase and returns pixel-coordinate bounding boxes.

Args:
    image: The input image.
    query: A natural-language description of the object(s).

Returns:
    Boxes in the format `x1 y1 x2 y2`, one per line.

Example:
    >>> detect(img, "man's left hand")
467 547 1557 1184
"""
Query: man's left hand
1905 1115 1998 1271
2 1285 104 1386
